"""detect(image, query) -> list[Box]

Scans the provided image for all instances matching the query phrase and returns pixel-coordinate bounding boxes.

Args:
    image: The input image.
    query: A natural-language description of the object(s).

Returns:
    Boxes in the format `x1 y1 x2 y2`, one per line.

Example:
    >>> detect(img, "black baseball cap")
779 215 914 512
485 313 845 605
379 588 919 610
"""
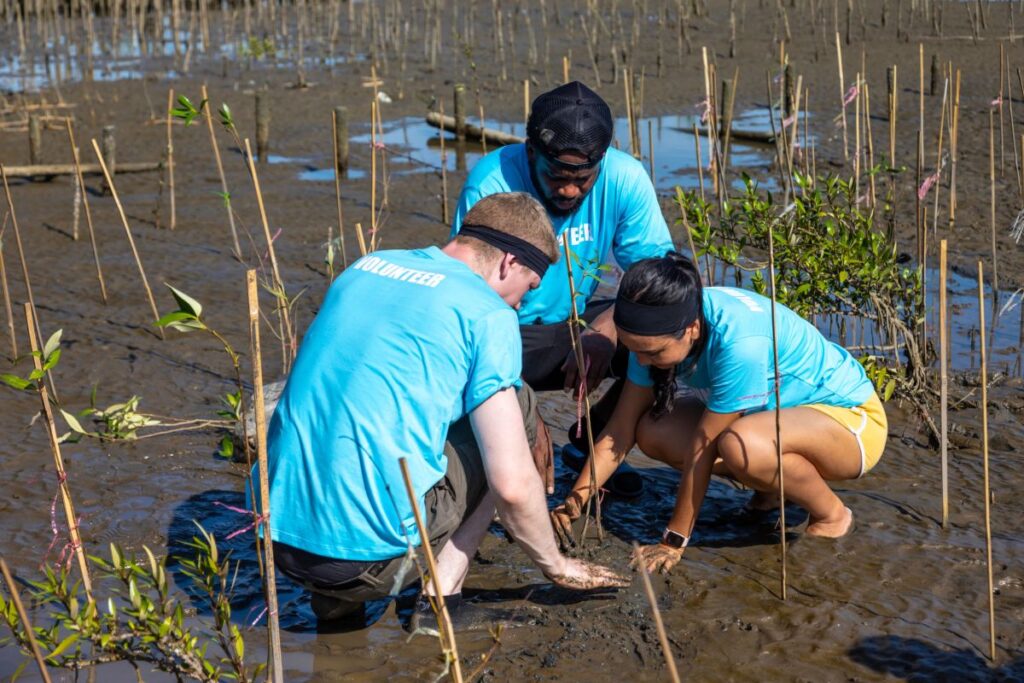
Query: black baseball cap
527 81 613 168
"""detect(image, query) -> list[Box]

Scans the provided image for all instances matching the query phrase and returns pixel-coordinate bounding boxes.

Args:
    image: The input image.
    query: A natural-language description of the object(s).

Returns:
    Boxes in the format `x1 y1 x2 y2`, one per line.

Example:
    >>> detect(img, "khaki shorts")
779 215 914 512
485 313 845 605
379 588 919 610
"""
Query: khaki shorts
806 391 888 477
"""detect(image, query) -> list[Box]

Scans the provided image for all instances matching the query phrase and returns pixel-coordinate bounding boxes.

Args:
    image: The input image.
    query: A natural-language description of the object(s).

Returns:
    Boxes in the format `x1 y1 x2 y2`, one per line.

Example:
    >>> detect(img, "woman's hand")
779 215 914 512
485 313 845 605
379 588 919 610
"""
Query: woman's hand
550 491 584 548
630 543 684 574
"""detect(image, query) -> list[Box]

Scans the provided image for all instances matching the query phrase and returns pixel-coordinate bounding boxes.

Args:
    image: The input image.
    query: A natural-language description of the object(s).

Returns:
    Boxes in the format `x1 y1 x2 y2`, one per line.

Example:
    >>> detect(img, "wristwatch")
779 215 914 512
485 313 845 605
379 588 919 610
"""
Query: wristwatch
661 528 690 549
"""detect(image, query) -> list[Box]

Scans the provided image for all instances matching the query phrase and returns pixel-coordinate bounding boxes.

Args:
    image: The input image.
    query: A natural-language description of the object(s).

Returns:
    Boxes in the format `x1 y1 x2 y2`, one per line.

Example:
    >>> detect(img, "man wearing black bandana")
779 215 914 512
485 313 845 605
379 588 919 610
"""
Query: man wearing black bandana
452 81 673 470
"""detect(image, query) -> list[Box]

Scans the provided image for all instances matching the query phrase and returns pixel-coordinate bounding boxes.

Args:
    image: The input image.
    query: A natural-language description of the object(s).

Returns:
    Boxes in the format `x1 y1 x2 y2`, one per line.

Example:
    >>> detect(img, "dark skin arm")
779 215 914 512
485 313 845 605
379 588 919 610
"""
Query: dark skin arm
561 306 618 396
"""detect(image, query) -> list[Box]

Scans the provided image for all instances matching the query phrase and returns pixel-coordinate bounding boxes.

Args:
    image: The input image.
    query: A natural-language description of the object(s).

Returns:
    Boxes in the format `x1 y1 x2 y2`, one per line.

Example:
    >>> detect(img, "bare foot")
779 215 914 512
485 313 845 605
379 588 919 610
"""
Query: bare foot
748 490 780 512
805 506 854 538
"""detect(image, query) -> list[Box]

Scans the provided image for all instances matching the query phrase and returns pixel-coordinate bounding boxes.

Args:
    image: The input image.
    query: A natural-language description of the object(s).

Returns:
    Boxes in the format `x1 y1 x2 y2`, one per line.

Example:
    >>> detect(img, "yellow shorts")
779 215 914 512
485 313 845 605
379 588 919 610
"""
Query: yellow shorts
806 392 888 477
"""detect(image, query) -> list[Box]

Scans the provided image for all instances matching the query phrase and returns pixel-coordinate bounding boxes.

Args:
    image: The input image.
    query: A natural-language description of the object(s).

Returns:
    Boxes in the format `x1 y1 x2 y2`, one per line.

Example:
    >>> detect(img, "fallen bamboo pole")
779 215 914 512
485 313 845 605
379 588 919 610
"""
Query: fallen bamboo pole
89 139 164 339
425 112 524 147
24 304 93 603
246 269 285 683
399 457 464 683
0 161 162 178
633 542 681 683
977 261 996 663
939 239 949 529
0 557 53 683
65 119 107 303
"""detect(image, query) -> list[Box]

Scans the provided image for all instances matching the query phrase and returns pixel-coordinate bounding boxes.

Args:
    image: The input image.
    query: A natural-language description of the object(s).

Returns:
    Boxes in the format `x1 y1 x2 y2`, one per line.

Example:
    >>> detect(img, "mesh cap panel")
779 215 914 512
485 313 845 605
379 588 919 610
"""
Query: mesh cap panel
526 81 613 163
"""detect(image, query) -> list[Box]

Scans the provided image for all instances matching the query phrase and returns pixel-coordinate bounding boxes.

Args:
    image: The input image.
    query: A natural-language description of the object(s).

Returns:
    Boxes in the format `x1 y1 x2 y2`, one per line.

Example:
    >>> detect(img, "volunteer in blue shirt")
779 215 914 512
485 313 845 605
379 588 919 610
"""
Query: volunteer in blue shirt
551 253 888 574
452 81 674 443
260 193 627 629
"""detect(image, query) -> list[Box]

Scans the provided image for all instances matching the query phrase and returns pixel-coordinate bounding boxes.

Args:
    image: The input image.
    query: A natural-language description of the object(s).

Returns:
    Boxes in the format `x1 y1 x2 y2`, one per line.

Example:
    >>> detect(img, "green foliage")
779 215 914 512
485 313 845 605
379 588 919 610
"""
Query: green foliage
171 95 207 126
0 529 265 681
239 37 275 59
0 330 63 393
60 395 161 442
674 173 926 401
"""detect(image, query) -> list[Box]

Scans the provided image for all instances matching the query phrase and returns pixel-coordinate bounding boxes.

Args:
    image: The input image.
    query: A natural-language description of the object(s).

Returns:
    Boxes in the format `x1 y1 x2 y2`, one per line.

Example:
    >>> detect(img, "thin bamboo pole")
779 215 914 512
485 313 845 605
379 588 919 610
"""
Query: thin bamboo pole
246 269 285 683
0 225 15 358
949 69 961 226
399 457 464 683
767 223 787 600
633 542 681 683
0 164 41 341
200 85 241 261
561 232 602 544
24 304 93 602
976 261 996 663
89 139 164 339
331 108 347 269
65 118 107 303
438 99 449 224
836 31 848 161
0 557 53 683
989 109 999 292
939 239 949 529
166 88 176 230
354 222 368 257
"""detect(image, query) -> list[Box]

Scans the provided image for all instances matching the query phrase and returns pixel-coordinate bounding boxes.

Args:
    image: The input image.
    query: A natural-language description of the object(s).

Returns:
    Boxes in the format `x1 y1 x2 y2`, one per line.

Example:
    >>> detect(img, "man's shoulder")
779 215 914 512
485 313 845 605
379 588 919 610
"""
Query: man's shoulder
601 147 651 182
466 143 529 188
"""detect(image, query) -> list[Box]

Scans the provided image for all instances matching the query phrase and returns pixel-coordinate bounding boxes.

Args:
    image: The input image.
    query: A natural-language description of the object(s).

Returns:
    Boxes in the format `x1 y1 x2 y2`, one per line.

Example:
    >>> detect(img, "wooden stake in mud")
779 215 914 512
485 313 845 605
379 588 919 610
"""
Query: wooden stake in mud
949 69 961 226
633 542 681 683
255 90 271 163
976 261 997 663
453 83 467 143
523 78 530 124
65 119 107 303
331 107 348 269
0 557 53 683
399 457 464 683
561 232 603 544
438 99 449 225
563 54 570 83
767 223 787 601
166 88 176 230
200 84 242 261
246 270 285 683
989 109 999 292
28 114 42 166
836 32 848 161
0 164 42 339
89 140 164 339
100 125 116 191
939 239 949 529
0 227 16 358
24 304 94 602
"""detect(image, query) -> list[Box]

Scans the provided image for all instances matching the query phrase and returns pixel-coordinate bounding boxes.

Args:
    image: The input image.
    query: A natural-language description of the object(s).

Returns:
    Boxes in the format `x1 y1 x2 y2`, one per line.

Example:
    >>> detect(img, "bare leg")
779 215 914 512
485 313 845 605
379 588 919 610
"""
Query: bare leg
425 491 498 597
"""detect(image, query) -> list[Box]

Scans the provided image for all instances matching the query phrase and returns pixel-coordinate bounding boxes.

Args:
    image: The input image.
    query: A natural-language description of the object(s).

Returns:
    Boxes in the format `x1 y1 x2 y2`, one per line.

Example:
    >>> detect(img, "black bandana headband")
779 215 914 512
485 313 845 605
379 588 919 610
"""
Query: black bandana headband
459 223 551 278
613 295 701 336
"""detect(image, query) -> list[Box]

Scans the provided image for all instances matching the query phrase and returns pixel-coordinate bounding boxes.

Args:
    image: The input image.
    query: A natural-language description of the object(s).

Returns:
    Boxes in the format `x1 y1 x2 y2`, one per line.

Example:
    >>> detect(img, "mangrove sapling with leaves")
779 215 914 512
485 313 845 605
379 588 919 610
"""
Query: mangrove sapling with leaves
675 172 935 437
0 528 266 682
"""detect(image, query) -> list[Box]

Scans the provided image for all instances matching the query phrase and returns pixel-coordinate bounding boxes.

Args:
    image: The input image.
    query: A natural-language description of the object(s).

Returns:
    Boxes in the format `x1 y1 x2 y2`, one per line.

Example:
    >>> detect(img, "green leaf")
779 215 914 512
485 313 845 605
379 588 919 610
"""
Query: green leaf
60 409 89 435
155 311 201 329
41 348 61 371
0 374 33 391
216 435 235 459
42 329 62 359
883 378 897 402
45 633 79 662
163 283 203 318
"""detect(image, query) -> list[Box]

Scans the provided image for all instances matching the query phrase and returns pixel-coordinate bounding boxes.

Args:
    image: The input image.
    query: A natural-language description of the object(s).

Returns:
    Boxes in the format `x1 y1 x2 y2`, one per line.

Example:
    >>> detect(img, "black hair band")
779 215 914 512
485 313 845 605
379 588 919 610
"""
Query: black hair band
613 295 700 336
459 223 551 278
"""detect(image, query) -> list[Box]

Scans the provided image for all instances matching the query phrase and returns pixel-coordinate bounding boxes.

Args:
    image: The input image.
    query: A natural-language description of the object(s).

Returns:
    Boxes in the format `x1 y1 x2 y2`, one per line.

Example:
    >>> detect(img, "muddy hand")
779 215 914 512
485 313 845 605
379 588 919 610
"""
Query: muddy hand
561 332 615 397
550 491 583 549
629 543 683 575
549 557 630 590
531 413 555 494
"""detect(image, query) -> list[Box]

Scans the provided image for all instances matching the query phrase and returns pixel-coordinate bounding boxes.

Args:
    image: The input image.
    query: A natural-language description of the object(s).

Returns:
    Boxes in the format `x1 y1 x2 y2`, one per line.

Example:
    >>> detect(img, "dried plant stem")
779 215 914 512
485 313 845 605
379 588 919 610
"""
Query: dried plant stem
0 557 52 683
242 138 294 371
976 262 996 663
355 222 368 257
331 108 347 269
767 224 787 601
0 164 42 342
166 88 176 230
949 69 961 226
246 269 285 683
633 543 681 682
561 233 602 544
836 31 848 161
65 119 107 303
438 99 449 224
24 303 93 603
89 139 164 340
989 110 998 292
0 224 15 358
200 84 241 260
398 457 464 683
939 239 948 529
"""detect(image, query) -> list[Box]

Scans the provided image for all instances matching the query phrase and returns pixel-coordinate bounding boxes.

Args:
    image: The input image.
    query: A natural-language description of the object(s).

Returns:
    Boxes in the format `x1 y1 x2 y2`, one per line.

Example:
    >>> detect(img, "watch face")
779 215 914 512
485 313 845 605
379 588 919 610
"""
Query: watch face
662 530 688 549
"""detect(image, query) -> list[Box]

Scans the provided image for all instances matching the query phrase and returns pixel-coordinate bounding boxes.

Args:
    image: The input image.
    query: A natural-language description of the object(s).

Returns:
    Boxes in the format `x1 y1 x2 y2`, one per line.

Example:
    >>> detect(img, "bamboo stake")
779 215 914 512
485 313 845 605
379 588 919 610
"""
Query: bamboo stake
989 109 998 292
200 85 241 261
0 164 41 341
692 123 706 207
89 139 164 339
0 557 53 683
932 78 949 240
331 108 347 269
523 78 530 124
767 222 787 600
65 119 107 303
438 99 449 224
562 54 569 82
242 138 294 369
633 542 681 683
246 270 284 683
561 232 603 544
647 119 655 184
354 222 368 258
939 239 948 529
399 457 464 683
371 99 378 231
949 69 961 226
0 223 16 358
166 88 176 230
976 261 996 663
24 303 94 602
836 31 848 161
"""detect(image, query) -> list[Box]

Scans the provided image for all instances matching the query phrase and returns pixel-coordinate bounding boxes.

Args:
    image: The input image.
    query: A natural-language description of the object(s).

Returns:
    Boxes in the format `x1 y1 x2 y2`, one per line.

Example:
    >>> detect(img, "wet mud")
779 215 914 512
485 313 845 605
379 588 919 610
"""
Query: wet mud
1 0 1024 680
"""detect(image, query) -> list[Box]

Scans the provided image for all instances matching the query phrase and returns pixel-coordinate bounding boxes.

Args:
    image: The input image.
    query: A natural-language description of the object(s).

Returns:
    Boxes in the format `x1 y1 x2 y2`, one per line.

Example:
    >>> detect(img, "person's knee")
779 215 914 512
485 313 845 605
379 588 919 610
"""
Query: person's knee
718 426 773 481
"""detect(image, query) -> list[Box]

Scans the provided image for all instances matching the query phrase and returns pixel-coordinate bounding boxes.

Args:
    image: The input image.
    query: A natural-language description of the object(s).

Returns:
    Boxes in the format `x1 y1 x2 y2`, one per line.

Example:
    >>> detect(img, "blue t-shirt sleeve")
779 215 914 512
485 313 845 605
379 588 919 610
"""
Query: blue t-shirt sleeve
464 308 523 414
451 183 483 238
626 352 654 387
705 335 773 413
610 166 674 269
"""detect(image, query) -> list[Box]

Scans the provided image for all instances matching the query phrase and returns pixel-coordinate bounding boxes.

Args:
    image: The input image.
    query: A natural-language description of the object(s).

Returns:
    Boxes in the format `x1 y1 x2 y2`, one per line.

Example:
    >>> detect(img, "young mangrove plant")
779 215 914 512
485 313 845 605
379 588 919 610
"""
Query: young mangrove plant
0 527 266 682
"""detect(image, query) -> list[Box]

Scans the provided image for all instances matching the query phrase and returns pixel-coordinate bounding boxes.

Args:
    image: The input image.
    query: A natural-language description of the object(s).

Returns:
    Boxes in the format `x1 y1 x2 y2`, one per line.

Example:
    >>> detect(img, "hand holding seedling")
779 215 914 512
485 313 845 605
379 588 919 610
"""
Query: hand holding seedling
532 414 555 494
550 490 585 549
630 543 684 575
548 557 630 590
562 309 617 397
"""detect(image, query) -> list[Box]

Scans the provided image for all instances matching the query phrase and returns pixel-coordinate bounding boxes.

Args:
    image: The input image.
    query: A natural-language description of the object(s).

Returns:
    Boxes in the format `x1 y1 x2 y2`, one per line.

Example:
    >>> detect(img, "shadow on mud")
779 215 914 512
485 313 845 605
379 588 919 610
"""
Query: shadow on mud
848 635 1024 682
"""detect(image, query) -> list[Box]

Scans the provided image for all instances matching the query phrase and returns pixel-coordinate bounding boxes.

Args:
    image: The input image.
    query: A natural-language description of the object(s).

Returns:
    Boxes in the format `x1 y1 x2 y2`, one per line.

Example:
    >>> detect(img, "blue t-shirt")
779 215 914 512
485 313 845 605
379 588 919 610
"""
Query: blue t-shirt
452 144 673 324
627 287 874 413
256 247 522 561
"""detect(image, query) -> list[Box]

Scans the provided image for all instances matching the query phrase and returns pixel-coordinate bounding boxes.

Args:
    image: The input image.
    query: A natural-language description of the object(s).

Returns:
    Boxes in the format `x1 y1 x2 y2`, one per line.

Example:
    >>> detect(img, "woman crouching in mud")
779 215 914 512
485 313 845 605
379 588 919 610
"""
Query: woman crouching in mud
552 252 887 573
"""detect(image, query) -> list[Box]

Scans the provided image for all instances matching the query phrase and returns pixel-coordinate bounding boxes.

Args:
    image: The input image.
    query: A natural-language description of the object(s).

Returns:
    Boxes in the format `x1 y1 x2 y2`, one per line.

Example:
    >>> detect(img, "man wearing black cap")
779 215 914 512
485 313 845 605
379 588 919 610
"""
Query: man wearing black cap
452 81 673 454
